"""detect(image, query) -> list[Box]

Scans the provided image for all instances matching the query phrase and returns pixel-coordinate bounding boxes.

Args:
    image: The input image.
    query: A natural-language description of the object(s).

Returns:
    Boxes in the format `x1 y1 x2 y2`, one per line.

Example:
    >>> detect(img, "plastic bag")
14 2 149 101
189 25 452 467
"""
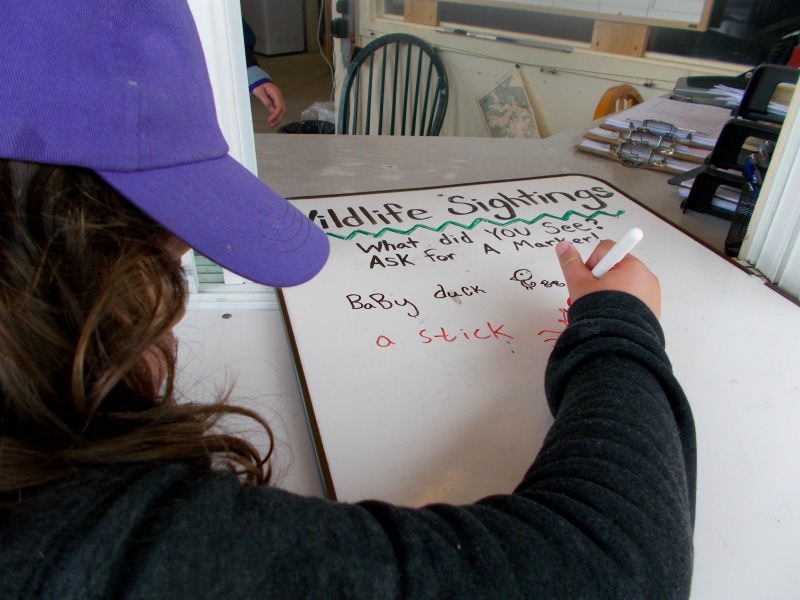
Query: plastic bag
300 101 335 124
277 100 336 134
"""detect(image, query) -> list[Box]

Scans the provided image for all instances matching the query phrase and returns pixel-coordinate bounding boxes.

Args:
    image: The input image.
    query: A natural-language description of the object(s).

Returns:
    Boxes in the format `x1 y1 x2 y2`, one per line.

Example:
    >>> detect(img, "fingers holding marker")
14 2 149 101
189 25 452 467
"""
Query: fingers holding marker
585 239 617 272
555 240 589 280
555 230 661 319
590 228 643 278
556 240 594 298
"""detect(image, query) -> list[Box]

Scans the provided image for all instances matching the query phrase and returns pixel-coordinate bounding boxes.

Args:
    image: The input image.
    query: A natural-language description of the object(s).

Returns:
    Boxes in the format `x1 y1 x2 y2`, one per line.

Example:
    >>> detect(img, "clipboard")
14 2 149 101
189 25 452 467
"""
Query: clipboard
595 97 733 150
575 138 697 175
599 120 718 150
582 127 711 164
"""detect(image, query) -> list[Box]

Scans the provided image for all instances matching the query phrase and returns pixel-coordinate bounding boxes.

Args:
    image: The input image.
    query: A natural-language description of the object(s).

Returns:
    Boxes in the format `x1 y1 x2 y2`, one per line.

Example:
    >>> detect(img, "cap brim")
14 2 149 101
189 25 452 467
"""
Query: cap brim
97 154 329 287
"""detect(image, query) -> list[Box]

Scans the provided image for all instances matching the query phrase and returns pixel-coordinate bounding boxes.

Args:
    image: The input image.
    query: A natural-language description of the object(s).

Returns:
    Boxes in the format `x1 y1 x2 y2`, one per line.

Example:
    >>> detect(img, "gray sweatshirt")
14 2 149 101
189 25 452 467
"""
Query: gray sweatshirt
1 291 696 599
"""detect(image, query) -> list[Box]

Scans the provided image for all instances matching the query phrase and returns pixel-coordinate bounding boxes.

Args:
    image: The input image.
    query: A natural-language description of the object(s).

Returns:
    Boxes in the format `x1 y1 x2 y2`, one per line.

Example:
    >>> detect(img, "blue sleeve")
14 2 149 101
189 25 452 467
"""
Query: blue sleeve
242 17 272 92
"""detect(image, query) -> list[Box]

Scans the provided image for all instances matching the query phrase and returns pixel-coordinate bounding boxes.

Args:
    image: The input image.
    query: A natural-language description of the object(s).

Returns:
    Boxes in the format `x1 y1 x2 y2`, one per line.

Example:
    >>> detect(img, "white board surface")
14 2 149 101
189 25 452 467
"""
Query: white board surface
282 173 798 492
281 175 800 595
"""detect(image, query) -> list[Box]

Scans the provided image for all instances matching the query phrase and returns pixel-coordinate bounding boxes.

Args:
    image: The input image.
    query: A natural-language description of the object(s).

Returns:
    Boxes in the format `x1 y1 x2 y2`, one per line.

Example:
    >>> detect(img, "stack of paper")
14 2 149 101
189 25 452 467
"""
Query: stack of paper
583 126 712 163
677 178 741 213
710 84 789 118
575 98 735 174
598 97 732 147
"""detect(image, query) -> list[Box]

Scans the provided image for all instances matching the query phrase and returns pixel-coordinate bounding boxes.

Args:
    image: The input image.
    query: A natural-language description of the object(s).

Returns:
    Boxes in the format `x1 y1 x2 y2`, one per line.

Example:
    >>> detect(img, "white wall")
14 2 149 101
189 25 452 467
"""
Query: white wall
353 9 746 137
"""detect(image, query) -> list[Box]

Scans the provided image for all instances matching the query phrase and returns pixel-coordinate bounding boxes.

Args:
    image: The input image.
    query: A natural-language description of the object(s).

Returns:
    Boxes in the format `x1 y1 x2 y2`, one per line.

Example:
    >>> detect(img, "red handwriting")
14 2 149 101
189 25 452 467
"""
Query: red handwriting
538 307 569 343
419 322 513 344
375 335 396 347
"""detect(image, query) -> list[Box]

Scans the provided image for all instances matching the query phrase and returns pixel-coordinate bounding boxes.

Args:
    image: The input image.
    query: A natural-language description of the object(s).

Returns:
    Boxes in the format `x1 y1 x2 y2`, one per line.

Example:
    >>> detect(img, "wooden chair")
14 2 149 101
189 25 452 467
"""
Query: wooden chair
338 33 448 136
592 84 644 119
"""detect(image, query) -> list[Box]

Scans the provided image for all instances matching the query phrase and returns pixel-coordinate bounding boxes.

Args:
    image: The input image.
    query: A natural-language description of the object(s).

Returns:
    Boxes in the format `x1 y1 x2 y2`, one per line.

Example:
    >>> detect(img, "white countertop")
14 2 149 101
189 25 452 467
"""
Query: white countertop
176 131 799 599
254 131 730 253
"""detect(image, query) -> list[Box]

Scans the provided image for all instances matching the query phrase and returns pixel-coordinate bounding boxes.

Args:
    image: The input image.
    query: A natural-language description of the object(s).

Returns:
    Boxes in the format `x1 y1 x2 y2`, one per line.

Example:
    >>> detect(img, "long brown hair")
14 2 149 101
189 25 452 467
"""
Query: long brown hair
0 160 273 500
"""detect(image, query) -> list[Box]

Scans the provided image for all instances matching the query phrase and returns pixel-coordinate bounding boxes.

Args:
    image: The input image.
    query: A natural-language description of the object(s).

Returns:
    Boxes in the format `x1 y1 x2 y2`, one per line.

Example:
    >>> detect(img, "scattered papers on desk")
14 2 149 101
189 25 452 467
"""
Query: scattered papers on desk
598 97 732 149
577 98 737 174
677 179 739 213
575 138 697 174
710 84 789 118
583 127 711 163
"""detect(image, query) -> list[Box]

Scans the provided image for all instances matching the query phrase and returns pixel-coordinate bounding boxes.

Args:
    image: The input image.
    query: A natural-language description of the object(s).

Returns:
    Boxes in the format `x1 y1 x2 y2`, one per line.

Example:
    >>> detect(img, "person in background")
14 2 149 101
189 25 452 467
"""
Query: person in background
243 17 286 128
0 2 696 598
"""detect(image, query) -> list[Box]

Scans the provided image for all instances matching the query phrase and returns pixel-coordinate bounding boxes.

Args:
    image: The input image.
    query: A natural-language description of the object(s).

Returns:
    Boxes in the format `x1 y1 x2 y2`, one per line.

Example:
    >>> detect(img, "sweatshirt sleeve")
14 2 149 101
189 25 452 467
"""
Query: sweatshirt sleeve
344 291 696 599
518 290 696 595
11 293 696 600
127 292 693 599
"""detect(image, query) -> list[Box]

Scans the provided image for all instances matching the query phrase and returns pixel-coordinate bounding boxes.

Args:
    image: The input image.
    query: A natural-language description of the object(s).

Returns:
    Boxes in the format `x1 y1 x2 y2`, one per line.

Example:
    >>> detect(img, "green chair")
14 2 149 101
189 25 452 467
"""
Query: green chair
338 33 448 136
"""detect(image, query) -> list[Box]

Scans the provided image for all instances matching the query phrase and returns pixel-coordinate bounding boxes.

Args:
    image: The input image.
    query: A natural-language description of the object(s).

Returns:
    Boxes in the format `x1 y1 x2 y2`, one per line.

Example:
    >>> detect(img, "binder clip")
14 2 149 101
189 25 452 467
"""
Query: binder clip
612 141 669 168
626 119 696 143
623 129 678 155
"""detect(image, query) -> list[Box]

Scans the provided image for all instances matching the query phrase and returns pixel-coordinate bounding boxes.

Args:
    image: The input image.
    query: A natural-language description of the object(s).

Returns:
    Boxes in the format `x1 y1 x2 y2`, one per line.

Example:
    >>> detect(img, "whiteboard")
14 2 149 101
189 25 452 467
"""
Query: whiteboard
451 0 713 30
280 175 800 509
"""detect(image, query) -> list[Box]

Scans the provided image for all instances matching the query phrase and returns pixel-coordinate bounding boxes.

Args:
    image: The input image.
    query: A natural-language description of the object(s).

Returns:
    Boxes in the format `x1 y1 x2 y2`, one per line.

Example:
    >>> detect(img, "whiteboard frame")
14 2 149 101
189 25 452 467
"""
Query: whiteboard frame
435 0 714 31
278 172 763 501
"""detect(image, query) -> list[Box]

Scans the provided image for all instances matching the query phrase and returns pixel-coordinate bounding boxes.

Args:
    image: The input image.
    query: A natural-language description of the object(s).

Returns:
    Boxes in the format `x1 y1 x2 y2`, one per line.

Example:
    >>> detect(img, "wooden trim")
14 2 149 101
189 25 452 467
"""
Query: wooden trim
696 0 715 31
591 20 650 57
404 0 438 26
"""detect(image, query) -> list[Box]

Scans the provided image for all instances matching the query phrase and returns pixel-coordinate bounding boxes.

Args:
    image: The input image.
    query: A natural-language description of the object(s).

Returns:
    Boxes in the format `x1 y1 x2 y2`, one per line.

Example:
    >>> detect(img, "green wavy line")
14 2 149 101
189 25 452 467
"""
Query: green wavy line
323 209 625 240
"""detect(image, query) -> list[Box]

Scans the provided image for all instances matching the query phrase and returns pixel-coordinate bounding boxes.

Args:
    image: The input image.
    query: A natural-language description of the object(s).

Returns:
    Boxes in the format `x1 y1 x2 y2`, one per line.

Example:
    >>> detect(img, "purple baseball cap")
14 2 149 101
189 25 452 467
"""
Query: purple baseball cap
0 1 328 287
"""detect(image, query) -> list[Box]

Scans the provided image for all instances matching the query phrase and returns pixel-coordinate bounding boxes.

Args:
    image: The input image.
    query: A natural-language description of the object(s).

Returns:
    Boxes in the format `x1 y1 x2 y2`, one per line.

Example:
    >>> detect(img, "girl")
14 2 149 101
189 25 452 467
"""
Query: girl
0 2 695 598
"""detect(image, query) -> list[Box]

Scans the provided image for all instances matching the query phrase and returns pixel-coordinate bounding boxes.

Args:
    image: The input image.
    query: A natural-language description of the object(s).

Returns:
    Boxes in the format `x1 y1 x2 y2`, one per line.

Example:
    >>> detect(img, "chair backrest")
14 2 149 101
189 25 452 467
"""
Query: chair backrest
592 84 644 119
338 34 448 136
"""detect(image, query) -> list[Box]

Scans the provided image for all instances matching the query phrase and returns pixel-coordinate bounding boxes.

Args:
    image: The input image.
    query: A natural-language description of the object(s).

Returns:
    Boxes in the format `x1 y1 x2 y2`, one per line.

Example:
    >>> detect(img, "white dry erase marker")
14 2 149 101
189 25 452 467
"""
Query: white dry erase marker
591 228 644 278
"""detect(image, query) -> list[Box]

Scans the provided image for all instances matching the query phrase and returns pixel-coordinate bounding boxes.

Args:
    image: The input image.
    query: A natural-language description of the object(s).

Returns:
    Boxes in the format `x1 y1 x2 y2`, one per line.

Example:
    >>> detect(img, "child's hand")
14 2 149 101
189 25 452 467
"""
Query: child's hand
556 239 661 318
